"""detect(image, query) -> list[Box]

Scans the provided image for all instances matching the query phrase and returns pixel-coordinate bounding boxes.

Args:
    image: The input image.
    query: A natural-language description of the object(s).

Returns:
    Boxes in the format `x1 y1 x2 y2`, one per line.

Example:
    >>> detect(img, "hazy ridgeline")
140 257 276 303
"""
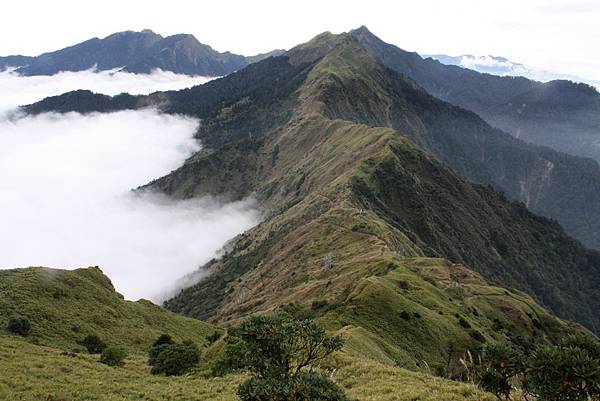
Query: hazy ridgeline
0 69 259 301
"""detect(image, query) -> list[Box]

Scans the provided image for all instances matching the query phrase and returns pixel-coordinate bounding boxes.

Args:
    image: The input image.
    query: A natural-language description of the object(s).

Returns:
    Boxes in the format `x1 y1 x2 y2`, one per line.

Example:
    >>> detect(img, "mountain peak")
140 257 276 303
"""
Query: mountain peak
287 31 348 65
105 29 162 40
351 25 373 35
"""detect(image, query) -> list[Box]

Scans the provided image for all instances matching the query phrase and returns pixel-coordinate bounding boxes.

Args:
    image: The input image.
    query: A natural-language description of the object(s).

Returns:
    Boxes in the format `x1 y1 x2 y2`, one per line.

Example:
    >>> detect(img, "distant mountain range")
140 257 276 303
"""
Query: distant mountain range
0 29 284 77
348 27 600 165
426 54 600 88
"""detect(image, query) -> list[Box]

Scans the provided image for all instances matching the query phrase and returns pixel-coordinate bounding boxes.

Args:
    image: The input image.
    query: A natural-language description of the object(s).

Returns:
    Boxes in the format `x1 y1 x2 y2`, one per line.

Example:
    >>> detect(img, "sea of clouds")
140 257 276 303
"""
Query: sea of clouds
0 69 260 301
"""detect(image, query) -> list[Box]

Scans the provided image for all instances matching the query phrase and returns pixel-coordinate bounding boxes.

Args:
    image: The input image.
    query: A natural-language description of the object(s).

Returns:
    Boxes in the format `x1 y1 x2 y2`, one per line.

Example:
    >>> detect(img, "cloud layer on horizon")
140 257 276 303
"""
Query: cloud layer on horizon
0 70 258 301
427 54 600 90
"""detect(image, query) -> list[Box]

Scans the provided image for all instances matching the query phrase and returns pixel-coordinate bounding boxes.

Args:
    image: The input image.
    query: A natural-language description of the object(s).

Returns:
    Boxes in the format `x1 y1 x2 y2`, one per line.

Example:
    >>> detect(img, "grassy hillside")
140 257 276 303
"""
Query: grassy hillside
319 257 576 373
164 114 583 373
0 266 217 353
0 335 493 401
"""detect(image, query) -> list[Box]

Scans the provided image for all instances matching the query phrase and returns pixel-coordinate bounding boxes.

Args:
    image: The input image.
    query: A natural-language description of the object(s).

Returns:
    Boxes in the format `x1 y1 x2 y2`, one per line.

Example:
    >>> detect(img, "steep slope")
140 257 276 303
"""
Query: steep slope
351 26 600 164
0 30 280 77
343 27 600 250
0 266 216 353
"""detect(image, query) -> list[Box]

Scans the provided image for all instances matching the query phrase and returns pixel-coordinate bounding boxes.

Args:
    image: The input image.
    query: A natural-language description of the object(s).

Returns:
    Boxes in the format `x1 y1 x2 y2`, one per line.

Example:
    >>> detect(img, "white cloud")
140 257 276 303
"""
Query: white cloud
430 54 600 90
0 68 212 113
0 71 259 301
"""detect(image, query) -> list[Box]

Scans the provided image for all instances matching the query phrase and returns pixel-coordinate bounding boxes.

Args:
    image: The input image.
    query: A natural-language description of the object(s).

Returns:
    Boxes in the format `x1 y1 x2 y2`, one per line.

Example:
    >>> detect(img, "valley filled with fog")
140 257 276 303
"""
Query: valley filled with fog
0 69 259 301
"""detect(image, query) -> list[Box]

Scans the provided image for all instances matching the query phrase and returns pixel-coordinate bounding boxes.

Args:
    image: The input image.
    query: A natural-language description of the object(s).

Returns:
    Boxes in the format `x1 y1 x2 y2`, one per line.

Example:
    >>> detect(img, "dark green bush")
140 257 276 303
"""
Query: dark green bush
206 331 222 345
99 346 127 367
148 334 175 365
152 334 174 348
149 342 200 376
560 333 600 360
523 345 600 401
80 334 107 354
458 316 472 329
238 371 347 401
476 342 523 400
469 330 486 343
211 334 248 376
6 316 31 336
474 335 600 401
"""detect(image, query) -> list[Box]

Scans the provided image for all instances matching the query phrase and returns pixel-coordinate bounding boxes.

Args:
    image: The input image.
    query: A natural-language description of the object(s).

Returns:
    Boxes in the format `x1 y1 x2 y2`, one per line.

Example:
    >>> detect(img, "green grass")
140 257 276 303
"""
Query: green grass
0 335 493 401
319 257 576 374
0 267 218 354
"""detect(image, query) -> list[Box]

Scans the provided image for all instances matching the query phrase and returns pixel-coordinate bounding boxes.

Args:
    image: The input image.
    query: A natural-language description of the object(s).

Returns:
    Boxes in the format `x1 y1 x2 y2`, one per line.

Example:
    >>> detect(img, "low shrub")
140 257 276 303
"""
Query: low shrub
238 371 347 401
206 331 222 345
100 346 127 367
81 334 107 354
6 316 31 336
149 341 200 376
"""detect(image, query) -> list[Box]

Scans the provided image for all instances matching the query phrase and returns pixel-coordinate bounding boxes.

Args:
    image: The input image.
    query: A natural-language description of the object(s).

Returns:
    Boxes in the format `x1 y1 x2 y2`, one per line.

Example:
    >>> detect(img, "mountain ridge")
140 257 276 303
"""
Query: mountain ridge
23 30 600 252
18 30 600 338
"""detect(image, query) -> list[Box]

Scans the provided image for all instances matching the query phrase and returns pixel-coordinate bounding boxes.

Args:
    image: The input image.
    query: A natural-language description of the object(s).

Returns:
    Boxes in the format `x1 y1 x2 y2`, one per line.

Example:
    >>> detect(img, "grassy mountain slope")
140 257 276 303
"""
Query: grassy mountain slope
161 36 600 335
0 266 216 353
350 26 600 163
163 115 583 371
0 335 493 401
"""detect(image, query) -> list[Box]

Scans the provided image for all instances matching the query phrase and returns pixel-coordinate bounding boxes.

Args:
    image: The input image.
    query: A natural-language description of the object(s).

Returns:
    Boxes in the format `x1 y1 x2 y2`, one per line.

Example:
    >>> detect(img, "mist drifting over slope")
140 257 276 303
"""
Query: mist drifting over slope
0 70 259 301
0 67 212 112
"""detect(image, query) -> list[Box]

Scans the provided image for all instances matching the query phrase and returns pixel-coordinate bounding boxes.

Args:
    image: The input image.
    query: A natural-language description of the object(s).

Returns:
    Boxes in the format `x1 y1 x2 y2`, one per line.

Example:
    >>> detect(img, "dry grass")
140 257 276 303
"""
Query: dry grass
0 335 494 401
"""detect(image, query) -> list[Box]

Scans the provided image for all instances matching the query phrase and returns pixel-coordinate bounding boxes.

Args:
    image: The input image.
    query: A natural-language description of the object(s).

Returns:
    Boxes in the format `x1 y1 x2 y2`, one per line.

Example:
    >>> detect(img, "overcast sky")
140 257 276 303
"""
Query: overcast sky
1 0 599 80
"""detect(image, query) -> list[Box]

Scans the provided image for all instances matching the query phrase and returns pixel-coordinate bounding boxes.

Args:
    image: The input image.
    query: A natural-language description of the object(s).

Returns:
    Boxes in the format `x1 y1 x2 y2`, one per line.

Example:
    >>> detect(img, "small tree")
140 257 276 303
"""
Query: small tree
149 341 200 376
100 346 128 367
235 314 344 379
476 342 523 400
81 334 107 354
6 316 31 336
219 313 347 401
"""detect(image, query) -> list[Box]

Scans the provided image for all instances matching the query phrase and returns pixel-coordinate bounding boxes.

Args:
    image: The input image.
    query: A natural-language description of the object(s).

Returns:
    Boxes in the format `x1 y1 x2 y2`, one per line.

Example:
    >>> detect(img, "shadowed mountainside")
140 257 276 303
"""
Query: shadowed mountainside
350 26 600 164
